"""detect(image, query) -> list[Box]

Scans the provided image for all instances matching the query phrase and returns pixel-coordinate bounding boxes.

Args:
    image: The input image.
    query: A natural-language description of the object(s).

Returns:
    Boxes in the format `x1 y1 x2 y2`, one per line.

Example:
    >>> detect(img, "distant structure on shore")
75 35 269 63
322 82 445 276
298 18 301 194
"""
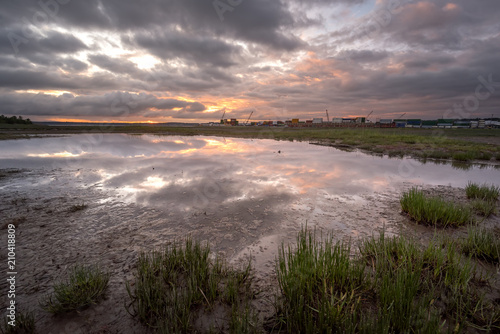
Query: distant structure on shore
213 117 500 129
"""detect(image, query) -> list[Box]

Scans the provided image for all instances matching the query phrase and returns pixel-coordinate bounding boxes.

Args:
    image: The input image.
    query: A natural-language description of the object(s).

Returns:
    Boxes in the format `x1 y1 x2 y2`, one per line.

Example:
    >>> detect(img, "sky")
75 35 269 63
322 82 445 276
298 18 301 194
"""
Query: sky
0 0 499 123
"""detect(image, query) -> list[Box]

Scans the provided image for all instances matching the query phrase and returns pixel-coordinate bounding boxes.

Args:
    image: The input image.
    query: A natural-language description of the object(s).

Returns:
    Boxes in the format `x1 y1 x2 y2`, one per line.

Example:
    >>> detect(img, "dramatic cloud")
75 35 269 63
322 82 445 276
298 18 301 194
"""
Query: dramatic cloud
0 91 207 119
0 0 498 122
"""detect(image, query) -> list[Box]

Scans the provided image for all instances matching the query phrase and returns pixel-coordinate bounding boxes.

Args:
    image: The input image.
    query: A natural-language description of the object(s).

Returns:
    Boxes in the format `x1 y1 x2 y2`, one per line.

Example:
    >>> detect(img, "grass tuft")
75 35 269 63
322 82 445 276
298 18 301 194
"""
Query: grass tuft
470 199 497 217
452 151 477 162
126 238 257 333
426 150 452 160
275 228 366 333
460 226 500 264
273 228 499 333
40 264 110 314
465 182 500 202
0 310 35 334
477 152 492 161
229 303 259 334
400 188 474 227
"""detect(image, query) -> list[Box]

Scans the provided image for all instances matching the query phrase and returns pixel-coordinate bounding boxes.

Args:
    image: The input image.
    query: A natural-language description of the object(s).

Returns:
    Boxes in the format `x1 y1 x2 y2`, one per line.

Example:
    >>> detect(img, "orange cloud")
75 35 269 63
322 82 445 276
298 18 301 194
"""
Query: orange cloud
443 3 459 11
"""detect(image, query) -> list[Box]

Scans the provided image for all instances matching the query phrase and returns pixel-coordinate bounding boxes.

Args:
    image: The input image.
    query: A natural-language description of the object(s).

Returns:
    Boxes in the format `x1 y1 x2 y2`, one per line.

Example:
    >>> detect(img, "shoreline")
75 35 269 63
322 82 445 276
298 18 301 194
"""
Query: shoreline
1 126 500 167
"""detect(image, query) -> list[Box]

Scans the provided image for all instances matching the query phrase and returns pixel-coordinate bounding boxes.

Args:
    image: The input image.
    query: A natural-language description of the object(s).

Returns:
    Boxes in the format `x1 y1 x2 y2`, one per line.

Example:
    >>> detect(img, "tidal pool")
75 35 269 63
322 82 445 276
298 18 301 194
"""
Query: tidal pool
1 133 499 332
1 133 499 243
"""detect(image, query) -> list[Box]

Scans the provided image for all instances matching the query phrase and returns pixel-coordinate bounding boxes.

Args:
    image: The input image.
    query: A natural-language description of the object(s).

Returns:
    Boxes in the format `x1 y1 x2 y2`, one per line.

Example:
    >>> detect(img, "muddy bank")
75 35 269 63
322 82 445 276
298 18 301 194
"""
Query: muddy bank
1 167 498 333
0 167 300 333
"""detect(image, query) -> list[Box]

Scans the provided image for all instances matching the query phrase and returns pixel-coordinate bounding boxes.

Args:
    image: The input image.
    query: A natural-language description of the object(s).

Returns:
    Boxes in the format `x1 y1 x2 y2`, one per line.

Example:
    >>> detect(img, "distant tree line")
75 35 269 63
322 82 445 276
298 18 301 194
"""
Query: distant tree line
0 115 32 124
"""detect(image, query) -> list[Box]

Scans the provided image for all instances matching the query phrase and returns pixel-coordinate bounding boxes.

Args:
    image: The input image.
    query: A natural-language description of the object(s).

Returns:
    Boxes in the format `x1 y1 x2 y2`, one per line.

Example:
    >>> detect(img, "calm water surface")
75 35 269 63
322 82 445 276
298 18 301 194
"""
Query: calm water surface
1 134 499 264
1 134 498 197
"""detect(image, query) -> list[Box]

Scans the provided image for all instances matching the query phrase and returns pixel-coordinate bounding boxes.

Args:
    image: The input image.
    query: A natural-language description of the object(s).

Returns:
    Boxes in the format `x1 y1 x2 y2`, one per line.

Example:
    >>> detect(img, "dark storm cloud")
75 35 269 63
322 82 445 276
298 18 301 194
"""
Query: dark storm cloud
292 0 366 4
402 54 455 69
0 26 87 56
88 54 140 75
60 58 89 73
331 0 500 49
336 49 388 63
126 64 240 95
0 69 119 91
1 0 304 51
0 91 206 117
127 30 242 68
36 31 88 54
0 55 35 71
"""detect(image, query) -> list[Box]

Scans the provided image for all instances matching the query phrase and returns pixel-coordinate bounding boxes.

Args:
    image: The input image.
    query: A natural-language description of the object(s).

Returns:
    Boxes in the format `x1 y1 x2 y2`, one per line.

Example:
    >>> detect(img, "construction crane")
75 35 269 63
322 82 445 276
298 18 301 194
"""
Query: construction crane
365 110 373 120
397 113 406 119
220 109 226 124
325 109 330 123
245 110 254 125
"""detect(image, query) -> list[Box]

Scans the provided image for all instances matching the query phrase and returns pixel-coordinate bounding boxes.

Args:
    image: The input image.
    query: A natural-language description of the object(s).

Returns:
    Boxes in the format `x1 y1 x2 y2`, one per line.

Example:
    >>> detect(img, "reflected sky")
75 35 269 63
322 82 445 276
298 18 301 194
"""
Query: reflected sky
1 134 499 213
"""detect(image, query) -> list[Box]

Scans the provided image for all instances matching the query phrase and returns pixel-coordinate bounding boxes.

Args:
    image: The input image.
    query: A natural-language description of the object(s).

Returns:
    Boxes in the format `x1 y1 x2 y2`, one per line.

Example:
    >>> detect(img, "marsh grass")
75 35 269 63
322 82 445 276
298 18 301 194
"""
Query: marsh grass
400 188 474 227
229 303 259 334
126 238 257 333
40 264 110 314
460 226 500 264
371 147 385 154
424 150 452 160
275 228 366 333
274 228 499 333
477 152 492 161
470 199 497 217
0 310 35 334
452 151 477 162
387 149 405 158
451 161 473 171
466 182 500 202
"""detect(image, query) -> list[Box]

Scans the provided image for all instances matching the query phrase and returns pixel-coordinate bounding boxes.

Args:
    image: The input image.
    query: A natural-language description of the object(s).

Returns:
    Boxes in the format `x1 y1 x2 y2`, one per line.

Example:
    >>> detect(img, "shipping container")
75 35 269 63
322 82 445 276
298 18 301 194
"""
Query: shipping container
407 119 421 126
437 123 453 128
453 120 470 128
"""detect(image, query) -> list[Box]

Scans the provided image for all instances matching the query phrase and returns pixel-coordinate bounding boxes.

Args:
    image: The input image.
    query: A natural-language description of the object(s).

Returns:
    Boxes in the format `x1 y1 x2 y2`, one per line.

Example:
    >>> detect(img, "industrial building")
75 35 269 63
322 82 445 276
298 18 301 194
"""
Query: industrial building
217 113 499 129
